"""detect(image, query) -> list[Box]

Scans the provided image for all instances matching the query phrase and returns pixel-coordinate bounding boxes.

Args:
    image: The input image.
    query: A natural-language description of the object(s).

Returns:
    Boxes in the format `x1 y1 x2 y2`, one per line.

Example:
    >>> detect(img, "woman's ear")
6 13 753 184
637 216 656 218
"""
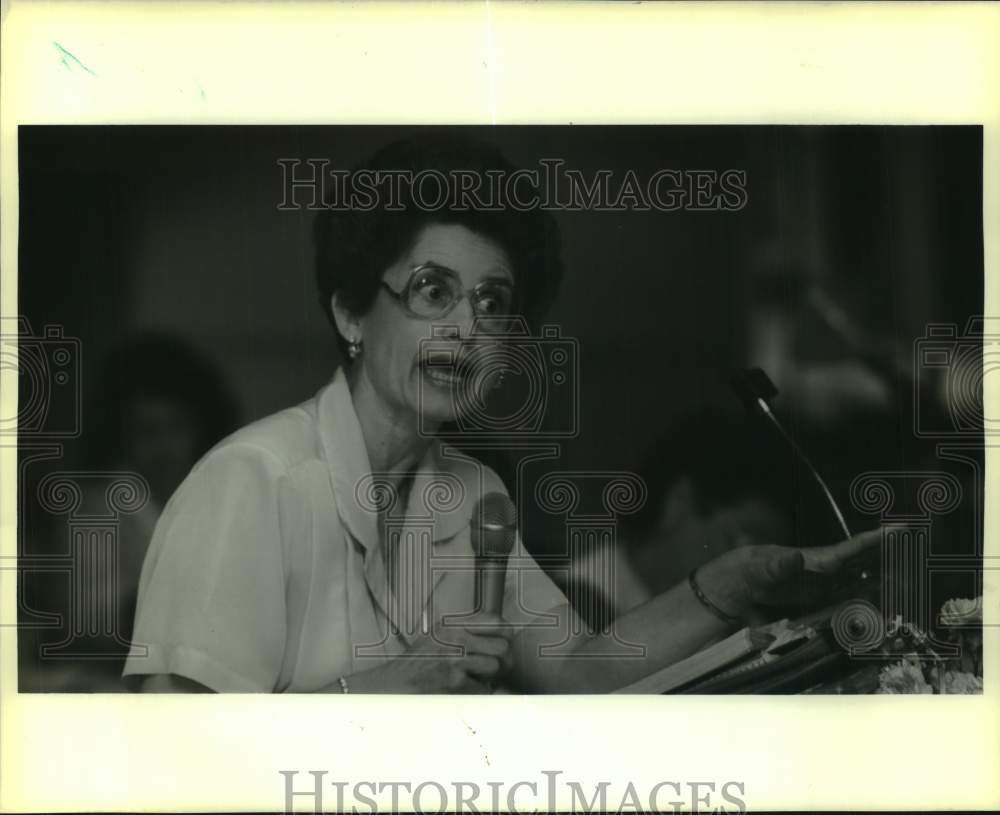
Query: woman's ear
330 292 362 347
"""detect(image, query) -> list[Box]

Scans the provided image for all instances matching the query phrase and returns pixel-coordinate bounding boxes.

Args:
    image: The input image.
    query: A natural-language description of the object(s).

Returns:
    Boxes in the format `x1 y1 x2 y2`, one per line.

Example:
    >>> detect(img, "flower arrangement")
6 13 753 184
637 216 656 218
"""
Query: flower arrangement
876 596 983 694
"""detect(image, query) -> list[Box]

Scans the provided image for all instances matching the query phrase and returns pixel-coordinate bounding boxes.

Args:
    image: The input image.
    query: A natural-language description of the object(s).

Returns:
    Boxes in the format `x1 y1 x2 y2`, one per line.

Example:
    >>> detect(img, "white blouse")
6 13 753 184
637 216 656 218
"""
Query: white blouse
123 368 569 692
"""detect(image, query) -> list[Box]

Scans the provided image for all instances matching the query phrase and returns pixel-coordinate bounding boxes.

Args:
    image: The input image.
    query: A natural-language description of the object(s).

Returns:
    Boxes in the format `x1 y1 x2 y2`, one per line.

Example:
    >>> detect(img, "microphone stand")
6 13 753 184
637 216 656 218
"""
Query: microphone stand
731 367 852 540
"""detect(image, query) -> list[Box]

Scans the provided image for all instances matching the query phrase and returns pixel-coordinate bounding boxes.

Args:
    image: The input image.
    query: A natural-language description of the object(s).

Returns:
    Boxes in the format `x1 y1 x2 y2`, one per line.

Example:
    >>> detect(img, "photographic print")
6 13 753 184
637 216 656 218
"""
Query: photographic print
14 124 985 697
2 3 997 813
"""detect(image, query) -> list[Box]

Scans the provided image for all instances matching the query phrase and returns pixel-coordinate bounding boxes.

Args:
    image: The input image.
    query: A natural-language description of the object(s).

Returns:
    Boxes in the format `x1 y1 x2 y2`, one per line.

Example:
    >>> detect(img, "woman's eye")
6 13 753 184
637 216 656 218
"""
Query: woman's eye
414 279 448 303
476 289 512 315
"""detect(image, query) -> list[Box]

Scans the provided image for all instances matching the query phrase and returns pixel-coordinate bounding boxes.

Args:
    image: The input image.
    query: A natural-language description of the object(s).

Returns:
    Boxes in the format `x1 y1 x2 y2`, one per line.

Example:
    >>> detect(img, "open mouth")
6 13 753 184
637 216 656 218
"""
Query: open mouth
420 355 469 387
420 347 507 393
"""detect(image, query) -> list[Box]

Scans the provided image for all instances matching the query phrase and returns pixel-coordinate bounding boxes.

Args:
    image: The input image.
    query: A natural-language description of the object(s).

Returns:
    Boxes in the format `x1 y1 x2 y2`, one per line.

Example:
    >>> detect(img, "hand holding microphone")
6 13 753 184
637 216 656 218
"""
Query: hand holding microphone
343 492 517 693
472 491 518 617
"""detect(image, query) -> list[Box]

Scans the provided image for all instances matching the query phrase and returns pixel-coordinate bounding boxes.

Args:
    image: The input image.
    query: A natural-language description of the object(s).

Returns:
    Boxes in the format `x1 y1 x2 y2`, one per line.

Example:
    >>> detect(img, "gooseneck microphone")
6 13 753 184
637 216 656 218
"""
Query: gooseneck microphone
471 492 518 616
731 367 852 541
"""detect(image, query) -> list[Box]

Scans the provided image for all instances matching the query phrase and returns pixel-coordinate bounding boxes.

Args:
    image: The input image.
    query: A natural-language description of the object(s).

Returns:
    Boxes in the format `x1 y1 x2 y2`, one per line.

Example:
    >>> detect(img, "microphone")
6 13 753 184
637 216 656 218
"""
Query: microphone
471 492 517 616
731 367 852 541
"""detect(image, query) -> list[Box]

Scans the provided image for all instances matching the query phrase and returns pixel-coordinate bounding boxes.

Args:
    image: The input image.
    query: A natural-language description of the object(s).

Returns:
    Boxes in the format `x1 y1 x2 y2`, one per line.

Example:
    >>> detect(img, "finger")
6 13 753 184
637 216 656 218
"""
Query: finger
804 527 884 573
418 627 469 654
463 615 514 640
461 654 502 680
462 633 511 659
762 547 804 584
453 676 491 694
445 664 490 694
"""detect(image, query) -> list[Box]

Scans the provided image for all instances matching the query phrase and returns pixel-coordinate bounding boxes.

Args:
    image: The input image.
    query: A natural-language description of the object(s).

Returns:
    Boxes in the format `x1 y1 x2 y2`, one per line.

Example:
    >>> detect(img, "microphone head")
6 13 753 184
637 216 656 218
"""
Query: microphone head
730 367 779 413
471 492 517 559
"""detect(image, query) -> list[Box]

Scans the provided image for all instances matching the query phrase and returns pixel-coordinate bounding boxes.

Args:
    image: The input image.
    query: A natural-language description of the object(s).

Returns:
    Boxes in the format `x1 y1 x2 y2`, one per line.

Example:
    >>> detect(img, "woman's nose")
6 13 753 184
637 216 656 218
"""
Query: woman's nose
449 295 480 338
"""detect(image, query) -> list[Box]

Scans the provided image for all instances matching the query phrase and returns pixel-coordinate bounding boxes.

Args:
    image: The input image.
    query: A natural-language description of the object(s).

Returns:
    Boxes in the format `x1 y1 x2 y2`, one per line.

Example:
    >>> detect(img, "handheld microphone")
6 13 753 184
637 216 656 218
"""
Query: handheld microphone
731 367 852 541
471 492 517 616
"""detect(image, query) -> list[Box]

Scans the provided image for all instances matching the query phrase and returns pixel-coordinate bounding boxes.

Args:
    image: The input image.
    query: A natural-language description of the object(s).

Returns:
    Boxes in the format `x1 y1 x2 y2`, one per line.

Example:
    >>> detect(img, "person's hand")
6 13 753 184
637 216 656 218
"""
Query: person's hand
344 613 513 694
693 527 886 624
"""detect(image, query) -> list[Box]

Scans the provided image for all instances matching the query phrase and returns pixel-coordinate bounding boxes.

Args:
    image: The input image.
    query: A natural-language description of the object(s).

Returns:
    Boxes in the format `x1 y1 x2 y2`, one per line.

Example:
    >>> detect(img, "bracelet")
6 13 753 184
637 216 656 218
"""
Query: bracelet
337 676 349 694
688 568 741 626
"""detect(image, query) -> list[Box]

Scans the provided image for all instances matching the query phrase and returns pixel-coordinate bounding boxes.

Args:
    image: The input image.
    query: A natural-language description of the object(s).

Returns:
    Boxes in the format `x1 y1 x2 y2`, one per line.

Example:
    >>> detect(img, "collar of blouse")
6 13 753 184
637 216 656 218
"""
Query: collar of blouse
317 367 489 551
317 368 499 642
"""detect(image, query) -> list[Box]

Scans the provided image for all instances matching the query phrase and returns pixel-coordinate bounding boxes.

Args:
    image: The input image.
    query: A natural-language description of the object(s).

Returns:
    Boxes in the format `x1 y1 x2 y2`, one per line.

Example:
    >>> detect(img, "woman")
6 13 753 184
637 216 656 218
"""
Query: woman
124 134 880 693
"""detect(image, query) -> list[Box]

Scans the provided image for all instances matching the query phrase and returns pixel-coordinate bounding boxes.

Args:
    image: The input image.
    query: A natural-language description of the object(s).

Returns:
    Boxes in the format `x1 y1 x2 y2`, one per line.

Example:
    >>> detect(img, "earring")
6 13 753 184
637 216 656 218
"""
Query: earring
347 338 362 360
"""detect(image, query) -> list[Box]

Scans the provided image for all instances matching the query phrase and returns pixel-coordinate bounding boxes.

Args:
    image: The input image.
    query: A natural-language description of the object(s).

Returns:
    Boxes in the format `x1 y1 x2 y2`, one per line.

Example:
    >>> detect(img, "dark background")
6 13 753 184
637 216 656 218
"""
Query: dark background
16 124 984 595
15 125 986 691
18 125 982 467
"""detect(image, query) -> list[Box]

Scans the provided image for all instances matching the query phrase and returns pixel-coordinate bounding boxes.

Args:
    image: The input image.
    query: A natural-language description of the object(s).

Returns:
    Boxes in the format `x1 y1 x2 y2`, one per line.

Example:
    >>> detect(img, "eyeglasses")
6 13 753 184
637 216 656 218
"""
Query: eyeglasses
380 263 519 333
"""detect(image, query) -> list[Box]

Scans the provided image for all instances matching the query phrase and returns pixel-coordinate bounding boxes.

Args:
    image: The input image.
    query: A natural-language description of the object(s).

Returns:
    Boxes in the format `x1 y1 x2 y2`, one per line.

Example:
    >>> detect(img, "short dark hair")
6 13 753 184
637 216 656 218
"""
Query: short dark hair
314 132 564 361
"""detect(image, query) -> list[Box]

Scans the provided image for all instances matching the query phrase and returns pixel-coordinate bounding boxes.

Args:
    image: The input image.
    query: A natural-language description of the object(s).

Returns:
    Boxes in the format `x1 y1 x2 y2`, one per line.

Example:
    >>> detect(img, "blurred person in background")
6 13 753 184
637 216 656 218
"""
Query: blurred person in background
88 334 242 508
20 334 240 691
569 408 794 627
84 334 242 622
742 240 897 428
625 409 794 595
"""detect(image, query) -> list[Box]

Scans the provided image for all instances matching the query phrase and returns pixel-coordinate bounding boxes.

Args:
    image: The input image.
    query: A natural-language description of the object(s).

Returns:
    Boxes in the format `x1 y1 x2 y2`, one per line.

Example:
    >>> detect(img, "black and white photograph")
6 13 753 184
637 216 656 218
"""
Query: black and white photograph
14 124 986 696
2 3 998 813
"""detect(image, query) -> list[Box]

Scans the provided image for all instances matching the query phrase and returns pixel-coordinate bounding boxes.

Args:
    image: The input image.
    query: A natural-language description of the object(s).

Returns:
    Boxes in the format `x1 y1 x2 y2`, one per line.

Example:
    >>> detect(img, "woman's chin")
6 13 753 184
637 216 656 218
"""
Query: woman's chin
419 392 487 429
413 388 459 425
418 361 508 427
